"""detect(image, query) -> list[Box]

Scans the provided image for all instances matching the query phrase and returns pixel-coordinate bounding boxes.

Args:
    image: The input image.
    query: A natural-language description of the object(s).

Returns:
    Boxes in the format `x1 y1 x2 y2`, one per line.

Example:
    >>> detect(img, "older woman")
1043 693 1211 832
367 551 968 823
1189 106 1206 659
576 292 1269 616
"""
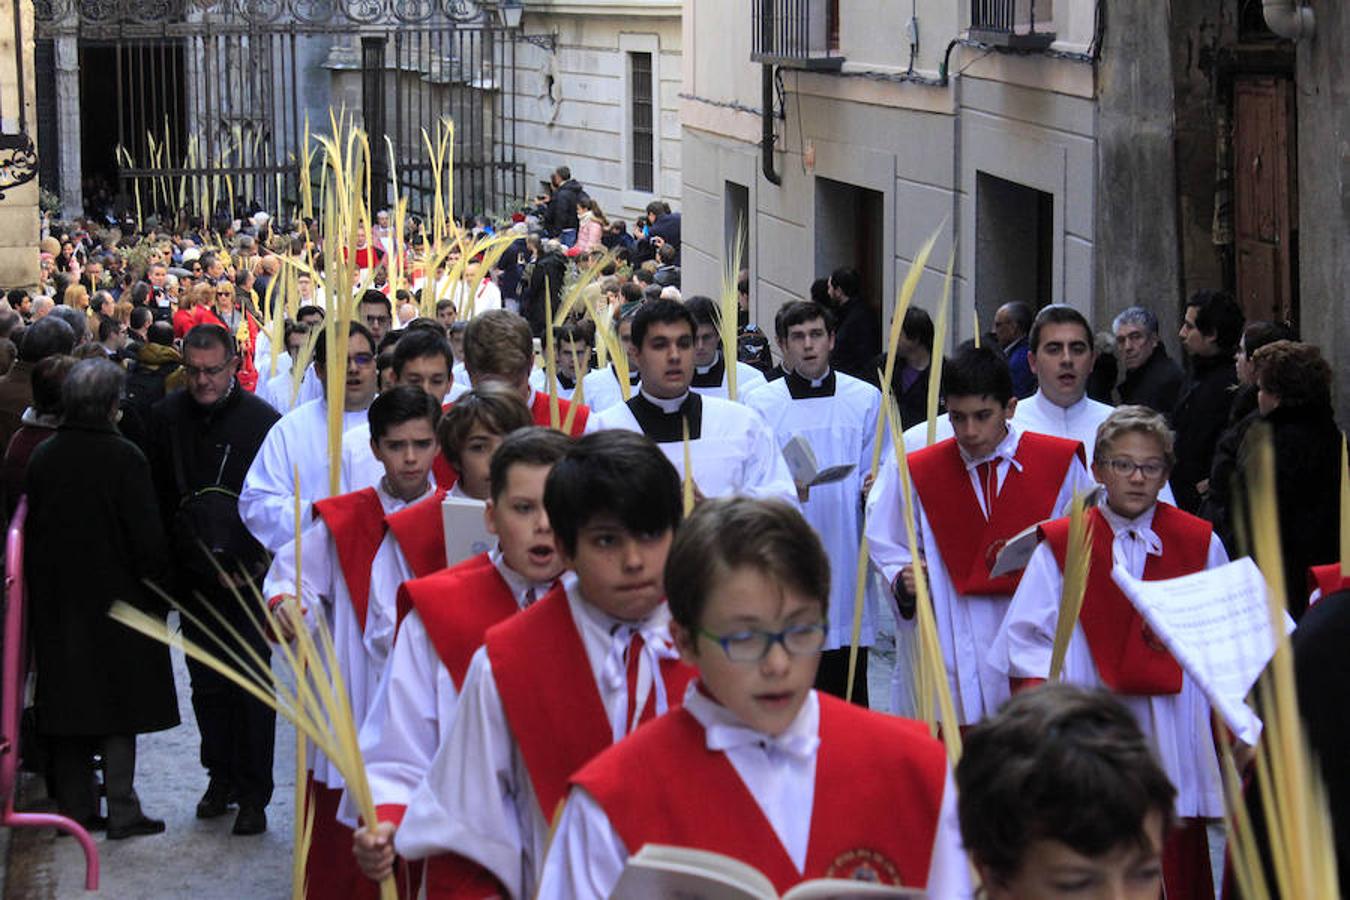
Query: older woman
24 358 178 837
1241 340 1343 618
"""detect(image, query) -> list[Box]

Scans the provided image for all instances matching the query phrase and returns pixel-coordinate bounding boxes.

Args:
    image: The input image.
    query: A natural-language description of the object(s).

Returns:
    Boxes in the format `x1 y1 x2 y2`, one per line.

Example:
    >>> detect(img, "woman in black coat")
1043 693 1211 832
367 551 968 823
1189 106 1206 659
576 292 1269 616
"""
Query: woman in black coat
25 357 178 837
1237 341 1343 619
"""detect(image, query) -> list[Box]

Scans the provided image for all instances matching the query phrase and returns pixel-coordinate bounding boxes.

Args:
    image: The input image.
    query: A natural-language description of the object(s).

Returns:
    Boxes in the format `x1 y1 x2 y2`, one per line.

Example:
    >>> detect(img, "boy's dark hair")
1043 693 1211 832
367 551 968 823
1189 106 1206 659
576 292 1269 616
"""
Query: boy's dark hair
296 304 324 321
664 497 830 632
392 327 454 376
545 430 682 557
774 300 835 340
368 384 440 441
438 381 533 470
488 426 573 502
435 297 456 314
1029 304 1092 352
683 295 717 328
829 267 860 299
902 306 935 353
620 281 644 306
631 298 696 349
957 684 1176 885
312 321 376 367
1185 288 1245 354
942 344 1013 405
359 289 392 315
553 320 594 347
376 347 395 379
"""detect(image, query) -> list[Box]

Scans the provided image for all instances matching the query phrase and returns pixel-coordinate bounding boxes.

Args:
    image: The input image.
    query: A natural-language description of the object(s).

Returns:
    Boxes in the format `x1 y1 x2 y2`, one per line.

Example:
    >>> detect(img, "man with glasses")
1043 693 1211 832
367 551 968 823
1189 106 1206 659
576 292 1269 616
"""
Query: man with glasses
240 322 379 552
359 289 393 346
146 324 281 836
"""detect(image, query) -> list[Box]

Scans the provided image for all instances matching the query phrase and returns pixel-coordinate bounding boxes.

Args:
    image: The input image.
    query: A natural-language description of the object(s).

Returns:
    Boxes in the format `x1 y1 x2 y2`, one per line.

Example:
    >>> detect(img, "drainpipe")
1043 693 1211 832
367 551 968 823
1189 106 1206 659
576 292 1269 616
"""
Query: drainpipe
1263 0 1314 40
761 64 782 186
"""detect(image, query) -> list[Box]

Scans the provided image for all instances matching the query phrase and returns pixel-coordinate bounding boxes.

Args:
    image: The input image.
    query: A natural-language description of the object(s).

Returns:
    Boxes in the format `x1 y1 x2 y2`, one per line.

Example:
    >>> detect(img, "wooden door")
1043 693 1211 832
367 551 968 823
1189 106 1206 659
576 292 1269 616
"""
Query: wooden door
1233 77 1298 324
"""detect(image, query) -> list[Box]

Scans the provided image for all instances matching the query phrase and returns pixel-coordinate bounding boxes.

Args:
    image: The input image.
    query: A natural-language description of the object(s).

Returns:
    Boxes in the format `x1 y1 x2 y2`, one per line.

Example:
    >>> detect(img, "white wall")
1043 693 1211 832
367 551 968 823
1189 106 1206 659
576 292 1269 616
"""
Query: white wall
514 4 683 224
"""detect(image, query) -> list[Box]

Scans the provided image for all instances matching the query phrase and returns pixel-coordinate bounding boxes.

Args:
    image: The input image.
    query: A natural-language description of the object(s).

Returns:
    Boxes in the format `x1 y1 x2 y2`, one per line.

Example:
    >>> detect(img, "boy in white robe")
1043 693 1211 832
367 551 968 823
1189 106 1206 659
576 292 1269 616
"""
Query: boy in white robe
262 386 441 900
240 322 378 551
392 431 696 899
989 405 1227 898
339 326 461 493
349 427 573 884
528 320 592 402
746 300 883 702
362 385 536 682
578 305 640 414
593 298 795 505
684 294 768 402
537 497 971 899
865 345 1094 725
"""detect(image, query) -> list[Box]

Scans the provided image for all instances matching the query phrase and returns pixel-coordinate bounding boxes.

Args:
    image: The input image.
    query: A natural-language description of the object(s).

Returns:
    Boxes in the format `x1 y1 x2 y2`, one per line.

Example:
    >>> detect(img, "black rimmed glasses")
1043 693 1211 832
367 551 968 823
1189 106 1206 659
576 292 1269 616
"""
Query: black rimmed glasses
698 622 827 663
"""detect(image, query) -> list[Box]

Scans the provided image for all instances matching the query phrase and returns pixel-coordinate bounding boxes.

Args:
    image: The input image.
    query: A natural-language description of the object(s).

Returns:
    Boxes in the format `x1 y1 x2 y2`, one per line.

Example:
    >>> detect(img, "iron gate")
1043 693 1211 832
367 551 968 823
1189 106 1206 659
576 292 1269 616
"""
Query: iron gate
34 0 526 225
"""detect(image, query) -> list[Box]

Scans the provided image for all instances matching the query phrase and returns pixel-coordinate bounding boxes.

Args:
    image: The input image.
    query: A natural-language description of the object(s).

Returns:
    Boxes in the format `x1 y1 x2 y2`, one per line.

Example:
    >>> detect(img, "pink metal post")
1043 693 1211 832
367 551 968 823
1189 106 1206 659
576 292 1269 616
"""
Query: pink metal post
1 498 99 890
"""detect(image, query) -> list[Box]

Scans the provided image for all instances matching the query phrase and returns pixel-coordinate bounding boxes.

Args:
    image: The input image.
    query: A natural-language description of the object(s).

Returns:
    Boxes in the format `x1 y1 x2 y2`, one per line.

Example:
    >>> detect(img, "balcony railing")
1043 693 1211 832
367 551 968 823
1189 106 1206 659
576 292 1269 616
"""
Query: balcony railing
751 0 844 70
969 0 1056 49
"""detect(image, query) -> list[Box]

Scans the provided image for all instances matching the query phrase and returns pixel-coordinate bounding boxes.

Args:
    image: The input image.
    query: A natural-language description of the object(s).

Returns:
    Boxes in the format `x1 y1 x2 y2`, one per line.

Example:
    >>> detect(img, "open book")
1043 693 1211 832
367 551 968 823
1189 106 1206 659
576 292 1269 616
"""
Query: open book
782 435 856 489
441 494 492 567
610 844 925 900
989 486 1103 578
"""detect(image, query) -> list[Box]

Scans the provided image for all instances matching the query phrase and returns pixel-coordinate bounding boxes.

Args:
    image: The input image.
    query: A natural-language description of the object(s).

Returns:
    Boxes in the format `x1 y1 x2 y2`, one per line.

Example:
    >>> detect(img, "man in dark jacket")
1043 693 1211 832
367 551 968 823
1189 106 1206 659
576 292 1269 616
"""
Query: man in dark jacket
1172 290 1243 513
827 267 881 386
145 324 281 836
522 236 568 338
994 301 1036 399
1113 305 1184 413
26 358 177 838
545 165 584 241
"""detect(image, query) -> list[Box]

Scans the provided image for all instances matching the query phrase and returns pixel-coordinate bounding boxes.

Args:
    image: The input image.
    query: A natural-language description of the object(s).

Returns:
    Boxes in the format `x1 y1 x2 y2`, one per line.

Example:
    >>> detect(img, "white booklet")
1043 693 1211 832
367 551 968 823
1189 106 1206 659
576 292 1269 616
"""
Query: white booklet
782 435 856 489
1111 557 1295 746
441 494 492 567
989 487 1103 578
610 845 925 900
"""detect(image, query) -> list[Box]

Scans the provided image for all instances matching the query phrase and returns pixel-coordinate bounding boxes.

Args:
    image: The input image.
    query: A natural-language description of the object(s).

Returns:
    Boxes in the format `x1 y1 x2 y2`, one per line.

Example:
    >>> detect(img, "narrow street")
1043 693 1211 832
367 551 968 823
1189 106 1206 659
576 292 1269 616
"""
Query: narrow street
3 621 295 900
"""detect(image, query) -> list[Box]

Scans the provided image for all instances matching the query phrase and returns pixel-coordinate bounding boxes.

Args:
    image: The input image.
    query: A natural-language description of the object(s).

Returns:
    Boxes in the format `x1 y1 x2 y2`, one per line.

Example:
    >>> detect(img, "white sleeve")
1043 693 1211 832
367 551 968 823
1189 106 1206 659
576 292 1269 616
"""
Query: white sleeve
987 541 1061 678
924 769 977 898
1206 533 1229 568
864 458 918 587
239 423 303 553
394 648 528 899
741 408 799 505
362 613 456 814
261 519 336 631
535 788 630 900
364 533 413 669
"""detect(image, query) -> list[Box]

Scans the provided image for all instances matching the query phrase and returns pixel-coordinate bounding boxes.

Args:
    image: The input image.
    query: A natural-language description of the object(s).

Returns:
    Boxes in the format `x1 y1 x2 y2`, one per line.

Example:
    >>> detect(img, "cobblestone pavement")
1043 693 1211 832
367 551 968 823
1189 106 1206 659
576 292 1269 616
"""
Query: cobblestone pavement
4 623 297 900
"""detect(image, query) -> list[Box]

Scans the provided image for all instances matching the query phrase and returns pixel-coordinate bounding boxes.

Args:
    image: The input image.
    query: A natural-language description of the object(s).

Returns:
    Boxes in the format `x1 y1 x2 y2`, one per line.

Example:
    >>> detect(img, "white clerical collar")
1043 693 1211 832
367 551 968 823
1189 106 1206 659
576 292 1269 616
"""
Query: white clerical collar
793 367 832 388
694 352 721 375
957 421 1024 472
638 388 690 414
447 481 474 501
488 547 558 609
684 681 821 756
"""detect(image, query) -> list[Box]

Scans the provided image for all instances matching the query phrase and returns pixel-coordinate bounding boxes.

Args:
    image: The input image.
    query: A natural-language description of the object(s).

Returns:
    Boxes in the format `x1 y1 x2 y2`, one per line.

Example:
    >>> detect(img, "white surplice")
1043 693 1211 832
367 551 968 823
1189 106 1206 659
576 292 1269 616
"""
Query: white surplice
578 364 635 413
239 397 370 552
393 583 675 900
988 501 1229 817
746 370 884 649
260 481 427 789
592 390 796 505
864 423 1094 724
536 685 974 900
528 365 579 402
356 551 555 820
256 363 323 416
689 353 768 404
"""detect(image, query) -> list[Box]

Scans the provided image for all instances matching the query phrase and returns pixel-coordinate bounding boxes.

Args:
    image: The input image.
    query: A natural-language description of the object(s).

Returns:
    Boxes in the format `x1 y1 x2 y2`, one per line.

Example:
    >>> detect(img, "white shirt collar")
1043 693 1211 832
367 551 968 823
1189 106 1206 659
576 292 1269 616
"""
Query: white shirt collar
694 351 721 375
1097 498 1163 556
1030 388 1090 422
684 682 821 760
957 421 1024 472
375 479 433 512
488 547 558 609
638 387 690 414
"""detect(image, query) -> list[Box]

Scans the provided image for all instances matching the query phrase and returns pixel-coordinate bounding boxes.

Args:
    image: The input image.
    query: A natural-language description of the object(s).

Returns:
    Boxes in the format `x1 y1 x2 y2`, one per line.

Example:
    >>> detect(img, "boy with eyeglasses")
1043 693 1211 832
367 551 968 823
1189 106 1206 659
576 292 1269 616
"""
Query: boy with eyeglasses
537 497 971 898
865 345 1093 726
392 431 696 899
990 405 1228 898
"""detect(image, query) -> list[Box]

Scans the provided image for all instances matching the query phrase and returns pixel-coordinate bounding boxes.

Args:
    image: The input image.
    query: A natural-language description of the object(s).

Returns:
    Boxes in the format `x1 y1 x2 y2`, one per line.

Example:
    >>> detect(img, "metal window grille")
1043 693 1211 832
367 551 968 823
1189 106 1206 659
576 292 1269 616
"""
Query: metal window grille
630 51 653 194
969 0 1056 47
750 0 843 69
